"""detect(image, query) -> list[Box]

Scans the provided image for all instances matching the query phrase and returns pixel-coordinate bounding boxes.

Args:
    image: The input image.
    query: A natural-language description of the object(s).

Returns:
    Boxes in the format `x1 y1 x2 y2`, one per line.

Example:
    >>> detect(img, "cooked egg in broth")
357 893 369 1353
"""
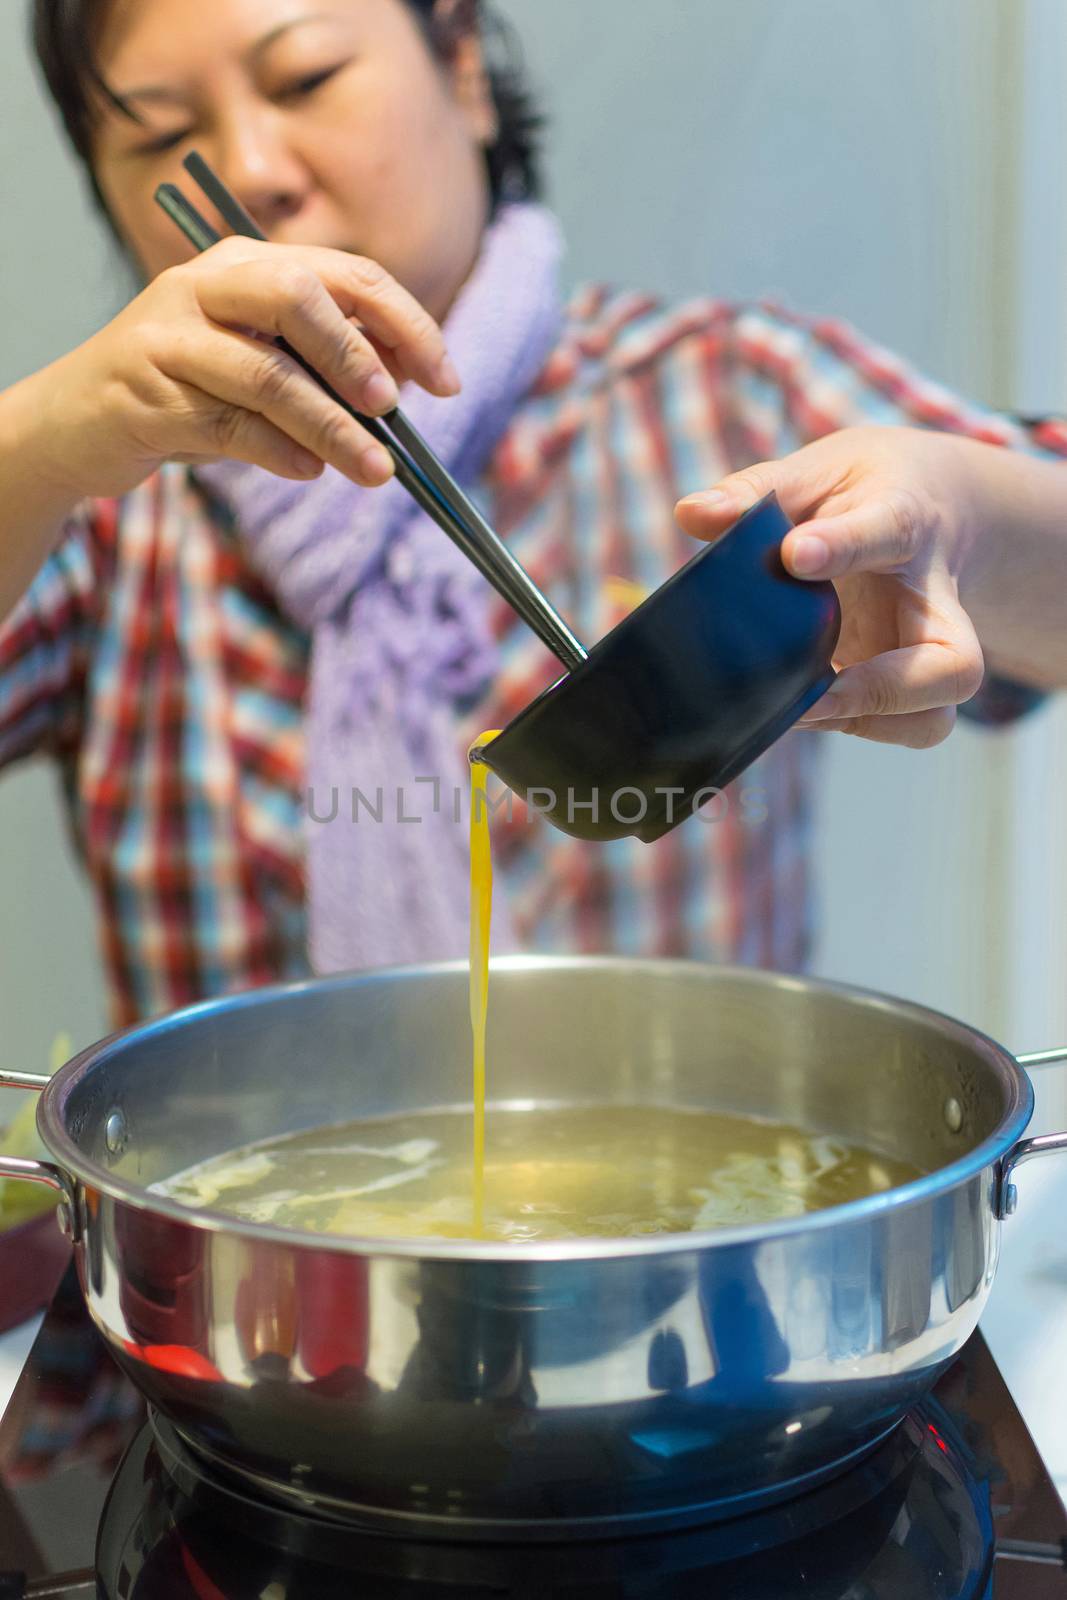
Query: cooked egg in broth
156 1105 920 1242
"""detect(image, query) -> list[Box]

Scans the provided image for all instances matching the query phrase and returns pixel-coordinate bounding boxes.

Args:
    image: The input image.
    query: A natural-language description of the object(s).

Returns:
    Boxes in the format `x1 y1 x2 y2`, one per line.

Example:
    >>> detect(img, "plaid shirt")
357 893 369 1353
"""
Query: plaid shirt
2 294 1063 1028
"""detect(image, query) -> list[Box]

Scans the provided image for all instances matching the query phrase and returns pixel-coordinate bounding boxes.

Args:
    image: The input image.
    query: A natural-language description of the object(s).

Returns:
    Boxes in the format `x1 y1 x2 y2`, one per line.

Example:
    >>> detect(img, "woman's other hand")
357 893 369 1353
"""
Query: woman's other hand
676 426 999 749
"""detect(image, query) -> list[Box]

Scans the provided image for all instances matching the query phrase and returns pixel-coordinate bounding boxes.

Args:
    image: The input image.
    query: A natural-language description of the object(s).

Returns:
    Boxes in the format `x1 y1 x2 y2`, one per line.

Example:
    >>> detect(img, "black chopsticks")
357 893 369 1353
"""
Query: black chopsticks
154 154 587 672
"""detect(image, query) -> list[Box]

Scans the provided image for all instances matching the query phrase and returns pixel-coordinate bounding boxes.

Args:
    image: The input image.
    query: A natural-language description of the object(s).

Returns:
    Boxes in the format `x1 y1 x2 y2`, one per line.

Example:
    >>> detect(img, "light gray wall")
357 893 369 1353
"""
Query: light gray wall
0 23 124 373
0 8 117 1077
0 0 1043 1081
497 0 1016 403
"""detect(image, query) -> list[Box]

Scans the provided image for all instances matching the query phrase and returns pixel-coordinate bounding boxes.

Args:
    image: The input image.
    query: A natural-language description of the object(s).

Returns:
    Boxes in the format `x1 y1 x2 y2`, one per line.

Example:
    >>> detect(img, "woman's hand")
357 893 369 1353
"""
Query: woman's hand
676 426 1009 749
33 237 461 502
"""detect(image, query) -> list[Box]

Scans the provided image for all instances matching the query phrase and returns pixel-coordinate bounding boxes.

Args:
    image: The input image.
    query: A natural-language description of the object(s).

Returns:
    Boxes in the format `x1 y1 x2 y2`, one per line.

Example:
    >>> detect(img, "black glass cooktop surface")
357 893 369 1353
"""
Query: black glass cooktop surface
1 1269 1065 1597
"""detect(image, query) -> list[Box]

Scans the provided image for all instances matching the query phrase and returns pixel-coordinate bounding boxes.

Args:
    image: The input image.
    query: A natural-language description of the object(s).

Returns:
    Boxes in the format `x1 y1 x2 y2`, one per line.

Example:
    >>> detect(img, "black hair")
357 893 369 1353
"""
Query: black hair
405 0 542 204
30 0 543 225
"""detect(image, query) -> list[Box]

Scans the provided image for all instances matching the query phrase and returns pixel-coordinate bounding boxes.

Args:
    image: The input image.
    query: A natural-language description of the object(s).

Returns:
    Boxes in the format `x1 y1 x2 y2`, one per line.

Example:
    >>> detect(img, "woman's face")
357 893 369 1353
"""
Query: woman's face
91 0 496 319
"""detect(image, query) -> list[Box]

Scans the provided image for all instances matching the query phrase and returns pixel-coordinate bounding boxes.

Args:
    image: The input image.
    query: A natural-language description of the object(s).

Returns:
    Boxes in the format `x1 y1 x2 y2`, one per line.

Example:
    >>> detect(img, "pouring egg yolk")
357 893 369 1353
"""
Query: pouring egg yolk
468 731 502 1237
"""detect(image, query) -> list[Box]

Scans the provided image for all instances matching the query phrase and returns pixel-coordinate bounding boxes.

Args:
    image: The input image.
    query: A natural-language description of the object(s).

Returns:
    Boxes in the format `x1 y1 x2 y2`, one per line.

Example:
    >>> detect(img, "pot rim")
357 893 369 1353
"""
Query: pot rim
38 956 1034 1262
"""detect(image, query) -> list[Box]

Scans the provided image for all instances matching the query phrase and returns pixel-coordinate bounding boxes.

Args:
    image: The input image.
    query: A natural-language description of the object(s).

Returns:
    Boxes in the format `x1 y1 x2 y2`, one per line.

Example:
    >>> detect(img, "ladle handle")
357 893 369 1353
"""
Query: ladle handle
382 408 589 672
251 343 589 673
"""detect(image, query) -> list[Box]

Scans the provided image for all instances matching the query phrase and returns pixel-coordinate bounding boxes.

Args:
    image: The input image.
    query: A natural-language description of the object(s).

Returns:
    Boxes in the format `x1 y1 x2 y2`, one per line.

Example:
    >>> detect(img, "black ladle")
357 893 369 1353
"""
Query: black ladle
475 493 841 842
157 158 840 842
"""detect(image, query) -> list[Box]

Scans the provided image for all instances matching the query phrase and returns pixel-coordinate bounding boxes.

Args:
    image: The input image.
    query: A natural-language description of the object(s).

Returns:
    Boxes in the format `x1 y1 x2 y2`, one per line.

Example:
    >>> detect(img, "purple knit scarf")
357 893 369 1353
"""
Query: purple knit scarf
197 204 564 973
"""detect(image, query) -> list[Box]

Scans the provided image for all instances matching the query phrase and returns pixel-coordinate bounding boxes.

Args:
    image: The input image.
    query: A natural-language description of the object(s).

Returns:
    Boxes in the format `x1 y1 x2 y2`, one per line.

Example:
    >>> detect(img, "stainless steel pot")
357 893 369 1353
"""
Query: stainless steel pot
2 957 1065 1537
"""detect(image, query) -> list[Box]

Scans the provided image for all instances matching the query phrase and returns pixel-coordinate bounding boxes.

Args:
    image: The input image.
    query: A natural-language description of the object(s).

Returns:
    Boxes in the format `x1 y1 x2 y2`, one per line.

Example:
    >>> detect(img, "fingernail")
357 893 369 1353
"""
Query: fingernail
680 489 729 509
360 443 395 483
436 355 462 394
789 534 830 576
362 371 399 415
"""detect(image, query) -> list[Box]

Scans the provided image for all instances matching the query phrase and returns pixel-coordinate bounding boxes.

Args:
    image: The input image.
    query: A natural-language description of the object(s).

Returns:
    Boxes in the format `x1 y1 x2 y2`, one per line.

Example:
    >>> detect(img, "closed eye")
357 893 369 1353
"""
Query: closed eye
277 62 346 102
138 127 193 156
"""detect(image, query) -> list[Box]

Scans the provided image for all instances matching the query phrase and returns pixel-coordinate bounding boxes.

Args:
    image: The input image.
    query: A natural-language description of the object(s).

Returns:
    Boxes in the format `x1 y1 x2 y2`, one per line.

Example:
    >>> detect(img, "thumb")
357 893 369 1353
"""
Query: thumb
675 461 791 542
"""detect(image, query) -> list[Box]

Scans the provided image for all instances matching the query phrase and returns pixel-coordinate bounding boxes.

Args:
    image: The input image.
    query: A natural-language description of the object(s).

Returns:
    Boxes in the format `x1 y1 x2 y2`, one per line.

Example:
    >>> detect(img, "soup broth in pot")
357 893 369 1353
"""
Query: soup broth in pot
156 1104 921 1243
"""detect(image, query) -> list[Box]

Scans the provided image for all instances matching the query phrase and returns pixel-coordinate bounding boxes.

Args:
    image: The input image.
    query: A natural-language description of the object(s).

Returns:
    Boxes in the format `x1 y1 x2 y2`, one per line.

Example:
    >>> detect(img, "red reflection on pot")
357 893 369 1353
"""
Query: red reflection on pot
115 1208 208 1353
295 1251 370 1383
120 1339 222 1383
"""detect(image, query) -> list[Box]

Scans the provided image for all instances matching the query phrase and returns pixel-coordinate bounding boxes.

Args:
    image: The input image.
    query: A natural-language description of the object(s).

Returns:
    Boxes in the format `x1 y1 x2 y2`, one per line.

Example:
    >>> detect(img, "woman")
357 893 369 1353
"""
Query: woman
2 0 1062 1032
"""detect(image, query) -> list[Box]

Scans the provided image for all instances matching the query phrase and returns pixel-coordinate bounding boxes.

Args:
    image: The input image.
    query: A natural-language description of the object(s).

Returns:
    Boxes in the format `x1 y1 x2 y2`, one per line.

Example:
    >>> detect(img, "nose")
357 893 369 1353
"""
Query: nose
206 107 311 235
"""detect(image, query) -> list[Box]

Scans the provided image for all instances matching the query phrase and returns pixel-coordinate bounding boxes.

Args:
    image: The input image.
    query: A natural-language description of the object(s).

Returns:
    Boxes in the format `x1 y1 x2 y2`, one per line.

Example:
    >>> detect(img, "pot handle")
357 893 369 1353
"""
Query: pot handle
995 1046 1067 1219
0 1069 51 1092
0 1153 78 1212
0 1067 78 1220
1016 1048 1067 1072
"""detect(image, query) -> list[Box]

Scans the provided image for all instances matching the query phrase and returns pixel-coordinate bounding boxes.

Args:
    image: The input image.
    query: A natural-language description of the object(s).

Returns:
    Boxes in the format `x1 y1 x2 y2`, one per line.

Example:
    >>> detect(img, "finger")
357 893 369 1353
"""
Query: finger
780 492 933 580
199 239 458 397
799 637 984 722
294 247 457 393
675 462 785 542
797 707 958 749
675 446 854 543
169 392 325 480
194 253 405 420
164 325 395 486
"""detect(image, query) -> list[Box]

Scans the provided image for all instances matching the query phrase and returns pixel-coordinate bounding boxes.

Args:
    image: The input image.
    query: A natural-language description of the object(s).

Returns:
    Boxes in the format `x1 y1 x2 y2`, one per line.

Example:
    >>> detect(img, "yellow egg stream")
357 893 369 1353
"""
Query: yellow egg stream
468 732 502 1238
465 580 644 1236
